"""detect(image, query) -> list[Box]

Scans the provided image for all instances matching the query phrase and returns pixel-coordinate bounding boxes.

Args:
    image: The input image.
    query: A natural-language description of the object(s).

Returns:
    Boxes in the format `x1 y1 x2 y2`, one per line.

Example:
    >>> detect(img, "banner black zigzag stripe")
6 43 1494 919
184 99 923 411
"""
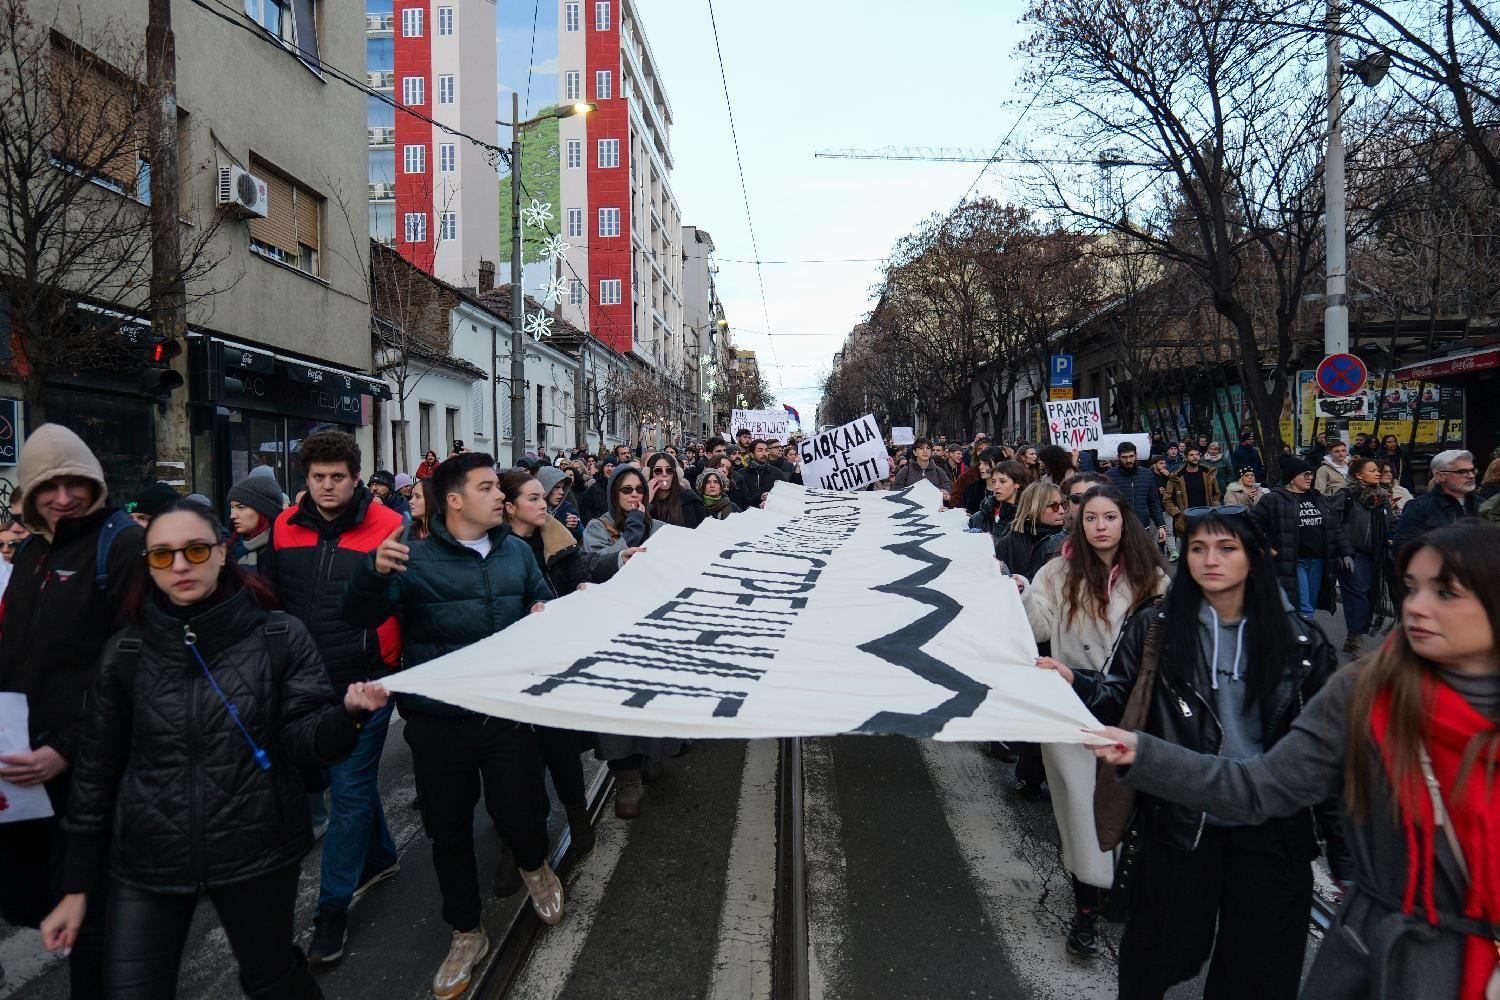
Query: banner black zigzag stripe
853 488 989 737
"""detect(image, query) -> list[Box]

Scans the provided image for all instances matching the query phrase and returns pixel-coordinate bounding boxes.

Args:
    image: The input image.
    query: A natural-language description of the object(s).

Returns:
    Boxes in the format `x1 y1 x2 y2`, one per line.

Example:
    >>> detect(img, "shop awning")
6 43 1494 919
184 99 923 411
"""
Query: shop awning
1395 346 1500 382
201 334 392 400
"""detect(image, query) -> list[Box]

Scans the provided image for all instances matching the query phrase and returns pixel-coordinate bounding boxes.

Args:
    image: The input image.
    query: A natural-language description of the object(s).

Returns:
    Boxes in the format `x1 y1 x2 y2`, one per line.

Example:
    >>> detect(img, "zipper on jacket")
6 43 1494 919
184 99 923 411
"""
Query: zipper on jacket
183 623 207 884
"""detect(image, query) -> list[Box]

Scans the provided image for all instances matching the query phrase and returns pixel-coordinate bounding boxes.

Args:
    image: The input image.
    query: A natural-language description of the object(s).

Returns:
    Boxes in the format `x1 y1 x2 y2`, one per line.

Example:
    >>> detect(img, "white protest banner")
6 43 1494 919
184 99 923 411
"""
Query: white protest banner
891 426 915 446
1045 397 1103 448
797 414 888 492
730 408 790 444
1095 432 1151 458
0 694 53 823
385 481 1100 743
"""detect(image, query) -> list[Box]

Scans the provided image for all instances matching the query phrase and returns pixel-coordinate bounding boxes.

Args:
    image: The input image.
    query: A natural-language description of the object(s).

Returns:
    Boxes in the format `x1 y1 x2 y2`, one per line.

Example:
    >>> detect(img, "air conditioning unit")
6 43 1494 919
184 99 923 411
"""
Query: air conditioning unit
216 166 268 219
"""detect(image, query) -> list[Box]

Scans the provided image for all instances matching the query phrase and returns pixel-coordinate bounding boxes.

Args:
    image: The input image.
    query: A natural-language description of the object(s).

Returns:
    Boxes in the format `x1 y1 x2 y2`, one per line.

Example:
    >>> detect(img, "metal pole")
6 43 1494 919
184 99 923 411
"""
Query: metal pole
1324 0 1348 358
509 90 526 465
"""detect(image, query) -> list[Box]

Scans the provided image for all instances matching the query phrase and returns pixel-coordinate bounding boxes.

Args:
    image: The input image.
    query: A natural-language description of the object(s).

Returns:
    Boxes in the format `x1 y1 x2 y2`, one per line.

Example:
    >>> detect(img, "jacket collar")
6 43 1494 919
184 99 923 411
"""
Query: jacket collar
49 505 117 549
288 483 375 537
538 515 577 562
143 584 265 661
428 509 514 555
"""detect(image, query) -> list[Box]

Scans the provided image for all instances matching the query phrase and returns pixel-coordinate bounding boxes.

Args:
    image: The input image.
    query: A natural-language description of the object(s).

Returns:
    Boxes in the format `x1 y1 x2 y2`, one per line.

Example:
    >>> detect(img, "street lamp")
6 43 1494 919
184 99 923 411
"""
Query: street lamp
497 98 595 464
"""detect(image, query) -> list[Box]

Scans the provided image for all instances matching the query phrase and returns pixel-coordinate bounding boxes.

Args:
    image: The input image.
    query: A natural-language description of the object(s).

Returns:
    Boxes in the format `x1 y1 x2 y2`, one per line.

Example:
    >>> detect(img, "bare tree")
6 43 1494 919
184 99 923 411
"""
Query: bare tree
0 0 225 420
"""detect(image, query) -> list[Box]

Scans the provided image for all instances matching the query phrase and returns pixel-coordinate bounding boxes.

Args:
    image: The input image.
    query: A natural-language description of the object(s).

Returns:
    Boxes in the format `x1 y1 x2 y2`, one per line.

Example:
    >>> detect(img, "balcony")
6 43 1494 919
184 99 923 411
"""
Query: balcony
369 182 395 202
366 13 393 35
368 126 395 148
367 71 395 92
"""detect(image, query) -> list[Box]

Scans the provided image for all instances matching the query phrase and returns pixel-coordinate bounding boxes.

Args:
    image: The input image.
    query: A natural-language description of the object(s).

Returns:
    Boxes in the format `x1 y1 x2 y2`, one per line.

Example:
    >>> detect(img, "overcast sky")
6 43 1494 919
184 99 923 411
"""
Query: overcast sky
500 1 1037 428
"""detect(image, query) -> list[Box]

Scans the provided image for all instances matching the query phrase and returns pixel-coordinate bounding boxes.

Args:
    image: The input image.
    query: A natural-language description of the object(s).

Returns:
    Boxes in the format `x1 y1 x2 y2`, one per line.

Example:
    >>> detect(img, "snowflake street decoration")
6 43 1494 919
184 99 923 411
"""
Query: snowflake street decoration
539 235 570 262
540 277 570 308
523 311 554 341
521 199 554 229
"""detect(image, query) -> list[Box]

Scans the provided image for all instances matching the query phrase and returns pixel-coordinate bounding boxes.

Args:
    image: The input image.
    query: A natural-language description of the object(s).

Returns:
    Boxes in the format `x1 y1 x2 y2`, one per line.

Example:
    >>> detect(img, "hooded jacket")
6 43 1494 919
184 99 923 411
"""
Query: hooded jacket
342 510 553 718
694 469 741 520
1314 457 1349 495
1106 461 1165 529
537 466 584 541
519 514 594 597
0 424 146 765
260 484 403 693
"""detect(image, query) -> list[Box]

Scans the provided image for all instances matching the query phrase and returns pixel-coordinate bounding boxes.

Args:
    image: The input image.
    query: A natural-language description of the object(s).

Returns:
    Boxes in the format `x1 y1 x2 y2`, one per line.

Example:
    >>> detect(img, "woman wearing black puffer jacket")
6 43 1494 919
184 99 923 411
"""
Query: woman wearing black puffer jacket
40 500 389 999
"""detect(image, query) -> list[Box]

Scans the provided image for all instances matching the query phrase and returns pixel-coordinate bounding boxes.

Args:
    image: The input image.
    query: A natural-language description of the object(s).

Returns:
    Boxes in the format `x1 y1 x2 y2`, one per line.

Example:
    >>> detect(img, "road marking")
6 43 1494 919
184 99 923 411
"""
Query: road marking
706 739 776 1000
918 741 1116 1000
508 810 631 1000
0 928 64 998
801 738 849 1000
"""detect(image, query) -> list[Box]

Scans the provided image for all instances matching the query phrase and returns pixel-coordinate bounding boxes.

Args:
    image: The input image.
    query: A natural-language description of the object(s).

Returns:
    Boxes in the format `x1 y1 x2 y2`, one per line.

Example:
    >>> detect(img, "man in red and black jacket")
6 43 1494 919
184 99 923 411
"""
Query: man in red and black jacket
260 429 403 965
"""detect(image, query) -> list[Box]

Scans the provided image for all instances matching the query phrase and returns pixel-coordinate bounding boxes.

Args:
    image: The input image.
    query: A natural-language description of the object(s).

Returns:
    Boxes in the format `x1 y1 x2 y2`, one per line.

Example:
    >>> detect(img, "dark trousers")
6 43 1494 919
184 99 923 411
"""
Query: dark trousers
0 788 107 999
537 727 587 807
104 866 319 1000
1118 823 1311 1000
403 711 550 932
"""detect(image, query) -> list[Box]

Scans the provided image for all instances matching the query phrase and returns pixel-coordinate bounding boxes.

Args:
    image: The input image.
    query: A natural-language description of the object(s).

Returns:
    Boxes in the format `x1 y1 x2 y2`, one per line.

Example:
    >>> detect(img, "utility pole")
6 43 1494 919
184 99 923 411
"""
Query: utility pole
1323 0 1348 359
147 0 190 488
509 90 526 465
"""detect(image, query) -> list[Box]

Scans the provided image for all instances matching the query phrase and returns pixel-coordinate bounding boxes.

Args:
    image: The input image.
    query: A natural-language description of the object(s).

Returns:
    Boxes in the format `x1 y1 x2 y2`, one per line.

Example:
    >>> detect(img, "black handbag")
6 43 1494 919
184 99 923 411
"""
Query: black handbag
1101 819 1143 924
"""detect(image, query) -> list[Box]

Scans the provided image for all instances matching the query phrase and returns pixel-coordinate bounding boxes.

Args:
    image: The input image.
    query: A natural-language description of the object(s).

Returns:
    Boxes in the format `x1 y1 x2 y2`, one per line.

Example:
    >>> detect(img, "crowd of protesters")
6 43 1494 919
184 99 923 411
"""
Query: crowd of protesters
0 416 1493 1000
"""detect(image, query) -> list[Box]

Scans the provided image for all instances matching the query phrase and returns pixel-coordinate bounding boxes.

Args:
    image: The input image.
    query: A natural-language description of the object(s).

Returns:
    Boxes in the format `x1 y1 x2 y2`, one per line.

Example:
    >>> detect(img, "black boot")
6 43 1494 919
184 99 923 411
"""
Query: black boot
244 948 324 1000
566 802 596 855
494 840 522 897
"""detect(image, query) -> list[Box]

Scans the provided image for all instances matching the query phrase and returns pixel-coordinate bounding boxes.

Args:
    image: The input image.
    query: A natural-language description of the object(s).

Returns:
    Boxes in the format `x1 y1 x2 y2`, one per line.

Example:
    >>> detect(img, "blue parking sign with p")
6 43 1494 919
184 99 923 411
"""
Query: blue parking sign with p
1051 354 1074 388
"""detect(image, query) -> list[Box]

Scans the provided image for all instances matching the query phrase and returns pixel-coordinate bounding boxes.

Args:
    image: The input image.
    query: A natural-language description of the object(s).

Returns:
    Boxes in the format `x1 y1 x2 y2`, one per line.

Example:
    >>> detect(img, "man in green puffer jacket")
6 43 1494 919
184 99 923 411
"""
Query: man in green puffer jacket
342 452 560 1000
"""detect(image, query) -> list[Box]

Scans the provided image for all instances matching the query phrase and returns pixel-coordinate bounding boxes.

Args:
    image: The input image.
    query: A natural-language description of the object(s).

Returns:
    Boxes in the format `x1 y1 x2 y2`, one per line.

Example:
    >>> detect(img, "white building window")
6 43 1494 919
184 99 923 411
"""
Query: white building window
597 138 619 168
595 70 611 100
401 7 422 36
569 279 583 306
402 144 425 173
566 208 583 238
565 139 582 169
595 1 610 30
564 71 581 101
437 75 454 104
403 212 427 244
440 212 457 241
599 278 622 305
439 143 455 172
564 2 579 31
402 76 424 105
598 207 620 237
437 5 453 34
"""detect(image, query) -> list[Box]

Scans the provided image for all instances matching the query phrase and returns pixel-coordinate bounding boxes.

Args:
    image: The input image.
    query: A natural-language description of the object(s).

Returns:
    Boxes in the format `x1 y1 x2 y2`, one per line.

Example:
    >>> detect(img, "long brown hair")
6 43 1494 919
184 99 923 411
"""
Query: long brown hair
644 452 685 526
1061 485 1163 627
605 467 651 542
409 479 430 540
1346 520 1500 820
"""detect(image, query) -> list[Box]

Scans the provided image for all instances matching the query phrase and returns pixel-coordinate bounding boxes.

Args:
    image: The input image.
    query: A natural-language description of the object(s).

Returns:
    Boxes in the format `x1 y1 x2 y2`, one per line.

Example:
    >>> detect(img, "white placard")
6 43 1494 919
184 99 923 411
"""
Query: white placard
797 414 888 493
891 426 915 446
0 694 54 824
1095 433 1152 458
1045 397 1104 448
730 409 790 444
385 481 1101 743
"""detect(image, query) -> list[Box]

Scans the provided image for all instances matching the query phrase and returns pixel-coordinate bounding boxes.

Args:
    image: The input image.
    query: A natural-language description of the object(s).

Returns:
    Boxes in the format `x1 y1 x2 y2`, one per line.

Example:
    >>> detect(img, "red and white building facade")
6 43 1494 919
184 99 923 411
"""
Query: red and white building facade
557 0 685 368
367 0 499 285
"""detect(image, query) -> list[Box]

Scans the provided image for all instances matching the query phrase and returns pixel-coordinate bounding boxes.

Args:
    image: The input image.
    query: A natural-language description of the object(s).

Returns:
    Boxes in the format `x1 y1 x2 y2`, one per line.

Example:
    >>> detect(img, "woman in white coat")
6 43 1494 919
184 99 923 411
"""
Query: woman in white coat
1022 484 1167 959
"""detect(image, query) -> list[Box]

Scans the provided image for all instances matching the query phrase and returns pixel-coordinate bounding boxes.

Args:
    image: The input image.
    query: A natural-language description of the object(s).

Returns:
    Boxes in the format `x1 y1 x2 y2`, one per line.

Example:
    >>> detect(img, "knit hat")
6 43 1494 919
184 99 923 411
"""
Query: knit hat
368 470 395 489
1279 455 1313 479
695 468 730 497
17 423 109 535
1236 466 1257 478
228 471 286 522
393 473 413 491
131 481 183 519
536 465 569 498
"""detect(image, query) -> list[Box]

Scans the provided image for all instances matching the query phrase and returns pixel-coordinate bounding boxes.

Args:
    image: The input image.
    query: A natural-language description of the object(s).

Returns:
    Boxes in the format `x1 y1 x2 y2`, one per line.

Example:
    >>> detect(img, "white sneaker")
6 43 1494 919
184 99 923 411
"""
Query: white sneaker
432 928 489 1000
520 863 565 925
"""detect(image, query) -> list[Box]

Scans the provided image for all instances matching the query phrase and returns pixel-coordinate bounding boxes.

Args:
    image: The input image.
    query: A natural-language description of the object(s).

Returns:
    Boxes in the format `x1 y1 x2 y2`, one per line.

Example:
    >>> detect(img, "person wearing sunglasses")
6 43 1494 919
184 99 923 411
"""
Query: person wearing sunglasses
995 482 1068 588
0 425 147 997
39 499 389 998
1391 449 1481 553
0 501 30 600
644 452 707 528
1060 507 1346 999
579 464 681 817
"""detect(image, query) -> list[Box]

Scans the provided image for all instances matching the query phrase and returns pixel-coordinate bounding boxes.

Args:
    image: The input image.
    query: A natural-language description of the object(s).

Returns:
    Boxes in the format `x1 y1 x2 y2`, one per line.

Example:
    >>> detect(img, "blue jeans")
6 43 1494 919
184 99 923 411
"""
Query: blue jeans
1341 553 1374 637
1295 558 1323 617
318 702 398 913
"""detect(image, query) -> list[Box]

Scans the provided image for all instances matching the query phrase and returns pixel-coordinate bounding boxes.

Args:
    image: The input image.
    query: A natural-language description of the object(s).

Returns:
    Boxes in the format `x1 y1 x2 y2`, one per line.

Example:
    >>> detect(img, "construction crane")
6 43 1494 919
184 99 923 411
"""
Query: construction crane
813 147 1158 168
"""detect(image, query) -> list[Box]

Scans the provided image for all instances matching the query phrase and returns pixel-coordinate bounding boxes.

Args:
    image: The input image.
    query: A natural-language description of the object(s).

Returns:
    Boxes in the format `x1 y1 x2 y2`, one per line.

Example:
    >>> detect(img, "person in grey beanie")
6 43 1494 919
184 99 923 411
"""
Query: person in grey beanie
537 465 582 540
227 472 286 570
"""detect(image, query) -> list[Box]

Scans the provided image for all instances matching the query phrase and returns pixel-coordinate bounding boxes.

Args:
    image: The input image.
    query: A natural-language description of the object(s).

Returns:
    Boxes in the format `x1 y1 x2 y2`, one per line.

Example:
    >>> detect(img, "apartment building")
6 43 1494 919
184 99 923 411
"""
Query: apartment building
682 226 727 440
366 0 499 285
555 0 684 371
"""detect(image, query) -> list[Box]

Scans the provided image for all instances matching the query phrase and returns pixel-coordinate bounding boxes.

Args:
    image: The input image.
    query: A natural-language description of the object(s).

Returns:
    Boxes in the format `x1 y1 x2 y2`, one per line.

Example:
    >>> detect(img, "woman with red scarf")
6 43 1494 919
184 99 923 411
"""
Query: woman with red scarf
1092 518 1500 1000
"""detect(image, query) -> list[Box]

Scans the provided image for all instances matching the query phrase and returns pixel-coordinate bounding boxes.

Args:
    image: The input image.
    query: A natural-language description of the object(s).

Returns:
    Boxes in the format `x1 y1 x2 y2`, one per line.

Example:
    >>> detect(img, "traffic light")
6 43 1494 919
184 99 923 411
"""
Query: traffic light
144 336 184 395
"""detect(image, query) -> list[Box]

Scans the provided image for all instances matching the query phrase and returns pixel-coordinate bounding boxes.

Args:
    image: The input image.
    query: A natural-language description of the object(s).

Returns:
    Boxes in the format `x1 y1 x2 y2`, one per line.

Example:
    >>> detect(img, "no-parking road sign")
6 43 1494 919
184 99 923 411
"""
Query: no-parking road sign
1315 353 1367 398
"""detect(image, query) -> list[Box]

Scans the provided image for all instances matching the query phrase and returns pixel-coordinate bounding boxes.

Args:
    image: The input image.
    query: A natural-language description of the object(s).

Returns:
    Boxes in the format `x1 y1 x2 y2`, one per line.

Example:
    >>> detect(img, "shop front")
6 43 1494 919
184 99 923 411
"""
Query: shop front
189 335 391 508
1396 345 1500 464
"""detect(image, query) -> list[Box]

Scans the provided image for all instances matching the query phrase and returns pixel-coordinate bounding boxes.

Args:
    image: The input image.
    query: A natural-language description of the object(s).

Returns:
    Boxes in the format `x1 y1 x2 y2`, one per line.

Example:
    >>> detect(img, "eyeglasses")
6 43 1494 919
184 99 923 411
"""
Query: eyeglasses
1441 467 1477 476
1046 500 1066 511
145 543 216 569
0 540 22 552
1185 504 1246 519
617 485 645 495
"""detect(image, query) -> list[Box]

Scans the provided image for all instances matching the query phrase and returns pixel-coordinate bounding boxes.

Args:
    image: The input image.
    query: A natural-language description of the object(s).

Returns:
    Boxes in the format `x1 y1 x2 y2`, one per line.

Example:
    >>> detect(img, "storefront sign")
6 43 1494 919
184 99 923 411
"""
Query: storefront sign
0 399 19 466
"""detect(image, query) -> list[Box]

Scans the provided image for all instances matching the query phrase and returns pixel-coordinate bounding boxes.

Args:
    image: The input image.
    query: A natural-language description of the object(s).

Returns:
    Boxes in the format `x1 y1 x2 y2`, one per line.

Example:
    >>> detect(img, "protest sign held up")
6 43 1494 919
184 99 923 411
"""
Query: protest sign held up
731 408 791 443
1044 397 1103 448
891 426 915 446
797 414 888 492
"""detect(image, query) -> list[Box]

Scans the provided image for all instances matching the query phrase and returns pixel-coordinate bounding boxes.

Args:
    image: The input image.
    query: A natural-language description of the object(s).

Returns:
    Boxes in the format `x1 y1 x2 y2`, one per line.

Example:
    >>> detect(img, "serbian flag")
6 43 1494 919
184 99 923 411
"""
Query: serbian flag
783 403 801 430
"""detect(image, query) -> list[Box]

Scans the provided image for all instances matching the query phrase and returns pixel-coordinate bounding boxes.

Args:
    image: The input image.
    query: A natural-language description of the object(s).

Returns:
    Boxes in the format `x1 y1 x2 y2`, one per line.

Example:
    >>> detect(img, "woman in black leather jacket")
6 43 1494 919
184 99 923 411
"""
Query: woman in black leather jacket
1045 508 1347 1000
41 500 388 999
994 481 1066 581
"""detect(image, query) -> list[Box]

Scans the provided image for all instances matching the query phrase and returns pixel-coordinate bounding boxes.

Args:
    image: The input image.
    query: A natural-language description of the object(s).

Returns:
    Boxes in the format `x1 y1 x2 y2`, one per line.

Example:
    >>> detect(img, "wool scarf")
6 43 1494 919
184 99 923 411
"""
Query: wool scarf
1373 675 1500 999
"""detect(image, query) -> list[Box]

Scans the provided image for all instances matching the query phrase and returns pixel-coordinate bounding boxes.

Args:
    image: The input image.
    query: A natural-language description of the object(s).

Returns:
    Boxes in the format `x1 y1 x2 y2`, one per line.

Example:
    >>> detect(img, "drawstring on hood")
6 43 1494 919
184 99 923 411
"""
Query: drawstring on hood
1205 603 1247 691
